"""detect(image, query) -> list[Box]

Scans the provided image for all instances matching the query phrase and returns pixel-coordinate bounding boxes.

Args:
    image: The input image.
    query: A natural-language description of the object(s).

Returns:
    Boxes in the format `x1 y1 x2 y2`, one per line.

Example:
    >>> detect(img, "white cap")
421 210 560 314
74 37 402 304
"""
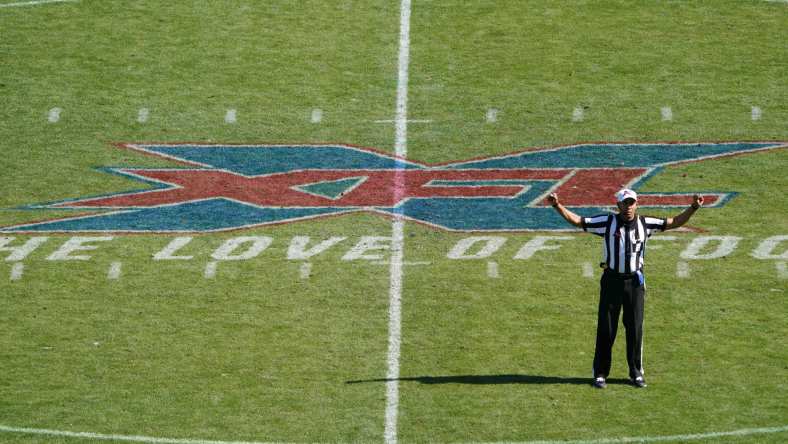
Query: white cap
616 188 638 203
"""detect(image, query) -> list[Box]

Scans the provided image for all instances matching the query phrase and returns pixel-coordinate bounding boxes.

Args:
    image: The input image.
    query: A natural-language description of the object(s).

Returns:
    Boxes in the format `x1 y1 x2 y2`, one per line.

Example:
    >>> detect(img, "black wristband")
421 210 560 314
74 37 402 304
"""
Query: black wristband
691 203 700 210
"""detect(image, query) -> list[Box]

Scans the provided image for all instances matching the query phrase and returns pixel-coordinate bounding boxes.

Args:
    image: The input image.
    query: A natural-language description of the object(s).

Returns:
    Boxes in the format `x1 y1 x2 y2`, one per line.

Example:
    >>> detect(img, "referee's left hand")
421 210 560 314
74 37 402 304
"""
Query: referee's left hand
693 194 704 207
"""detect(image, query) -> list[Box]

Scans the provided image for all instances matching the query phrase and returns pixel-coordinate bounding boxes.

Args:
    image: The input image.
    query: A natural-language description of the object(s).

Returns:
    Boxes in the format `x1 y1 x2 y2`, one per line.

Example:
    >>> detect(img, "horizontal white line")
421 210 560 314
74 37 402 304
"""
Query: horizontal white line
374 119 432 123
372 260 431 266
477 424 788 444
1 424 785 444
0 0 75 7
0 425 283 444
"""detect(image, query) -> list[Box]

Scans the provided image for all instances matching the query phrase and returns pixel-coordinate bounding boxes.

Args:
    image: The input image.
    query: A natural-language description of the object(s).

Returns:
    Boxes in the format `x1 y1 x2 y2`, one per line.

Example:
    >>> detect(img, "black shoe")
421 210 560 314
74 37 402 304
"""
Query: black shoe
593 376 607 389
632 376 647 388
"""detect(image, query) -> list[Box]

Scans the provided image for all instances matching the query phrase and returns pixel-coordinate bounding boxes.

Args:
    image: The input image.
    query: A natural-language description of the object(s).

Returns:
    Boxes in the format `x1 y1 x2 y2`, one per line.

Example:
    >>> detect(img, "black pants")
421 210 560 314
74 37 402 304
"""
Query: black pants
593 270 645 379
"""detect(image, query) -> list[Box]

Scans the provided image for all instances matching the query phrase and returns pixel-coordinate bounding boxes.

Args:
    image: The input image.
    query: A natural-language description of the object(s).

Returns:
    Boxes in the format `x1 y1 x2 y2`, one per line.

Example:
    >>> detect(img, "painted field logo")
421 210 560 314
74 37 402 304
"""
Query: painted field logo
3 142 785 232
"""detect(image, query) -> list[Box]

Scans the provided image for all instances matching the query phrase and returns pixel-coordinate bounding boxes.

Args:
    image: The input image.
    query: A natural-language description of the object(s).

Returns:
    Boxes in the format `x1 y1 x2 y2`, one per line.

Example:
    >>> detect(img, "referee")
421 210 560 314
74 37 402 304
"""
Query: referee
547 188 703 388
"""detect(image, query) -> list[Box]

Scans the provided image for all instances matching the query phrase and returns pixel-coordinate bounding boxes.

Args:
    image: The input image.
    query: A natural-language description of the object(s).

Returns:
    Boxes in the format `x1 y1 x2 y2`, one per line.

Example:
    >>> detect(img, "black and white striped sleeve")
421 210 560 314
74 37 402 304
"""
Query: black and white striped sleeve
643 216 667 237
582 214 608 236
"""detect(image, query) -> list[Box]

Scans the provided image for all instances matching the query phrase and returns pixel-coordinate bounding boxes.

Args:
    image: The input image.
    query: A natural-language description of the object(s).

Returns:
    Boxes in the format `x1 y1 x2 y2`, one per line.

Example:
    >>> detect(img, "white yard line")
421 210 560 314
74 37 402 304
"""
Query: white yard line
479 424 788 444
0 0 75 8
373 260 431 266
1 424 786 444
374 119 432 123
0 425 281 444
393 0 411 159
386 218 404 444
385 1 411 443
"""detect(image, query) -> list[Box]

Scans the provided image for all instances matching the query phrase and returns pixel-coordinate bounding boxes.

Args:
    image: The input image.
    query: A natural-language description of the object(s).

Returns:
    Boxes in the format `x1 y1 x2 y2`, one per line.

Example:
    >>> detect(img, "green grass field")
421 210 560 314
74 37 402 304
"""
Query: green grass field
1 1 787 443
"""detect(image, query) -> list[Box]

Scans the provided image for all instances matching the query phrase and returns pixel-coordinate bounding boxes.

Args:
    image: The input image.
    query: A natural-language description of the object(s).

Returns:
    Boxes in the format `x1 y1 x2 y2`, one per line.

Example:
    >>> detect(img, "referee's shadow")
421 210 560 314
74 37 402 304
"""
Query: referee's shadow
346 374 631 386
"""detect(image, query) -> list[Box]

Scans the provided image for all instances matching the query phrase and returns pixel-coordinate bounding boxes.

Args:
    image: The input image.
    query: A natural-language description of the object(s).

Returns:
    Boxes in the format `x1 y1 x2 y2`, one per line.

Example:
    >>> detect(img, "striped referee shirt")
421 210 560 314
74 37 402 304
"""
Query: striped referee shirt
582 214 667 274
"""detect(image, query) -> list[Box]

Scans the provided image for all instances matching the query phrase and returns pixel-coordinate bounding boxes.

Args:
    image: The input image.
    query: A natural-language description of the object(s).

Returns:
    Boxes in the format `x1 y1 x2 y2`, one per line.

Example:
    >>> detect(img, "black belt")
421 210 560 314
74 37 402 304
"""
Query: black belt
603 268 639 279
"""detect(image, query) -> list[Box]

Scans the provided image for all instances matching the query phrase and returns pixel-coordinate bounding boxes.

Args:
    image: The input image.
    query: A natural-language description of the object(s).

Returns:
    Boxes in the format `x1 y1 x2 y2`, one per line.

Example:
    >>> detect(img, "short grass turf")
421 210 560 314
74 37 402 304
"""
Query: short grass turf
1 0 787 443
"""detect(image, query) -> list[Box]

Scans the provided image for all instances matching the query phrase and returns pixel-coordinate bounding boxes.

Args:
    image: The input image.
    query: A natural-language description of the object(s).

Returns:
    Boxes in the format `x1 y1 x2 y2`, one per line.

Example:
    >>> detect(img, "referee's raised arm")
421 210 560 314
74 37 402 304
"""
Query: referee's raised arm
664 194 704 230
547 193 583 228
